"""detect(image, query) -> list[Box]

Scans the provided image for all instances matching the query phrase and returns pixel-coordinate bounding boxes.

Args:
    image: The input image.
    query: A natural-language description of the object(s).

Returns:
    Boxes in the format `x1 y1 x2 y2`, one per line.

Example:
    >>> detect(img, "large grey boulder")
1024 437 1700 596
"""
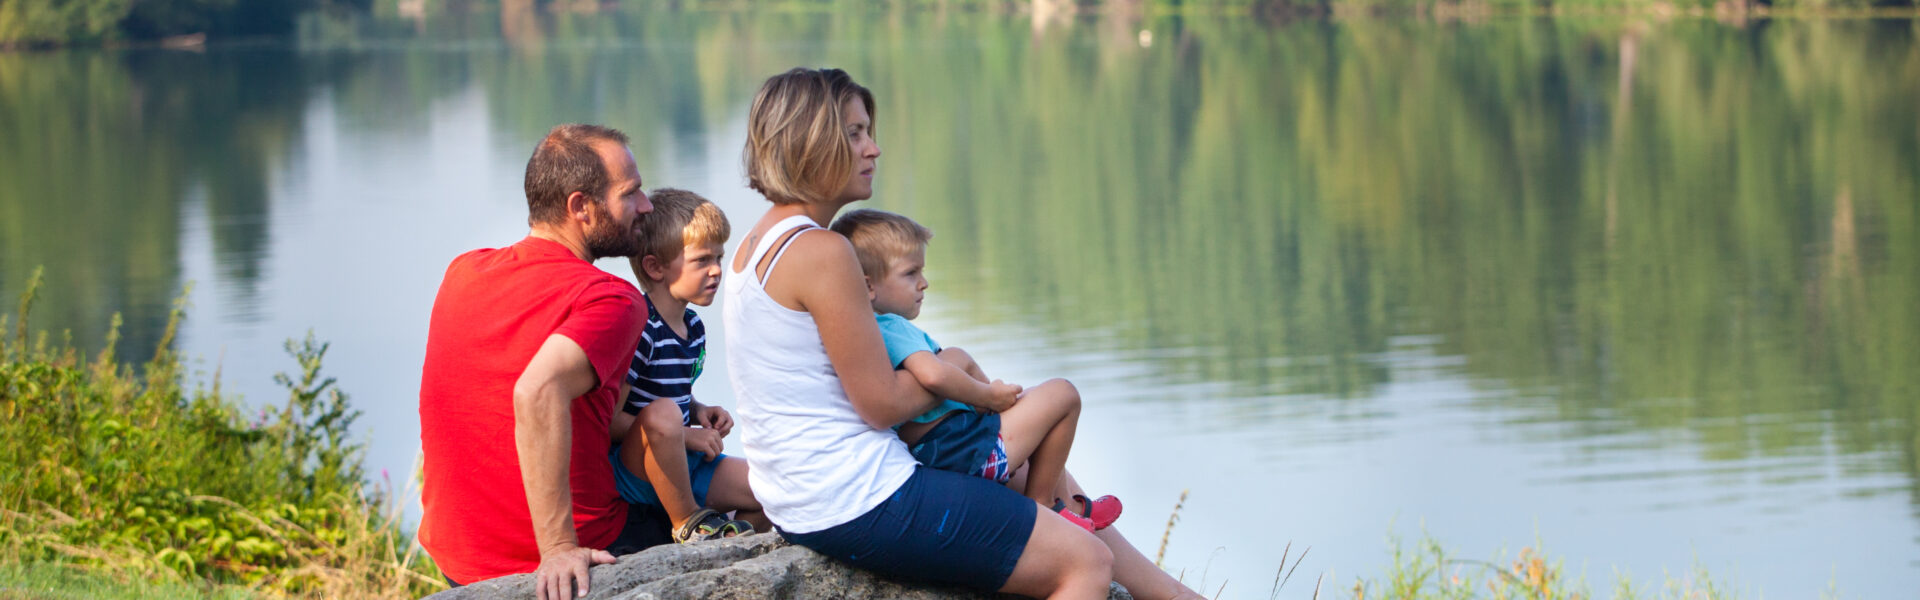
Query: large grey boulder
426 533 1132 600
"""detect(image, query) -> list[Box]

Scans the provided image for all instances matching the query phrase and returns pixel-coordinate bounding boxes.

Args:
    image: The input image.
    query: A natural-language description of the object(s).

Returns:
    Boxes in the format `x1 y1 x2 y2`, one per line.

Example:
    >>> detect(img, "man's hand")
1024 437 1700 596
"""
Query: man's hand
693 404 734 437
534 543 616 600
986 380 1023 413
685 427 725 461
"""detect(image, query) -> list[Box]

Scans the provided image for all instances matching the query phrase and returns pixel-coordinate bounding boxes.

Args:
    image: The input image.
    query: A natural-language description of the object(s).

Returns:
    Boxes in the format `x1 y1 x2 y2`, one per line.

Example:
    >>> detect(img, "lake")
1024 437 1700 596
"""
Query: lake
1 8 1915 598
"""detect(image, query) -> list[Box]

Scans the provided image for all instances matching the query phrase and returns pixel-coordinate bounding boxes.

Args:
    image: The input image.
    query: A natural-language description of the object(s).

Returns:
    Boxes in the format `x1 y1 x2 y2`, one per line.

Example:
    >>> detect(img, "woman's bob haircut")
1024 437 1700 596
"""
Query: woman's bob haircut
743 67 876 206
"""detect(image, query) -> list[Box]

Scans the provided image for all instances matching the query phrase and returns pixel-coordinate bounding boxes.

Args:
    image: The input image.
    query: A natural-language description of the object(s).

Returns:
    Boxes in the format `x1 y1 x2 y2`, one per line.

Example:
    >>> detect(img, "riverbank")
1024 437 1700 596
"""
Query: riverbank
0 269 443 598
1 269 1762 599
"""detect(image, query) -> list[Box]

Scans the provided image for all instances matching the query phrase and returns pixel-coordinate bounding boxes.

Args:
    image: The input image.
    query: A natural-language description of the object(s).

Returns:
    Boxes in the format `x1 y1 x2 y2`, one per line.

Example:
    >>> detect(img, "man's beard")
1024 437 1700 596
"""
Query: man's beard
584 201 640 259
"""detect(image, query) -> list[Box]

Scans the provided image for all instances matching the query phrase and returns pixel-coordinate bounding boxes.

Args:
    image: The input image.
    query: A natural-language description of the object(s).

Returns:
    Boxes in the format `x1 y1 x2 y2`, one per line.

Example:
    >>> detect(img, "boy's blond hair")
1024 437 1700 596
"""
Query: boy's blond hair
631 188 730 281
743 68 876 206
830 209 932 281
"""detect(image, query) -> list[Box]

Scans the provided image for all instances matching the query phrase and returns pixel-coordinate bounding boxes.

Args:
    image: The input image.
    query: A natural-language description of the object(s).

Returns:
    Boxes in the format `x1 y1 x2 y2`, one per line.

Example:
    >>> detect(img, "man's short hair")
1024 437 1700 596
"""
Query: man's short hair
743 68 876 206
524 124 631 226
633 188 730 269
830 209 932 281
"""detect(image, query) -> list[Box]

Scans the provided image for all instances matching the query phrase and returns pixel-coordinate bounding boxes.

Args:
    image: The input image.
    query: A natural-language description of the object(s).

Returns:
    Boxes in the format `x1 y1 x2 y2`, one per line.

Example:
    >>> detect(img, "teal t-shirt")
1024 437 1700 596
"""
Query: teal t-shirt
875 313 974 425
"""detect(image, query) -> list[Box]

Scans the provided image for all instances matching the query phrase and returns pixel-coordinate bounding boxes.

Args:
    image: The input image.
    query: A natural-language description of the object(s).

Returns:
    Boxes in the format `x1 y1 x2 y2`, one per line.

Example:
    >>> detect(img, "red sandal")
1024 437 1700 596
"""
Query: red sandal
1052 494 1123 531
1052 503 1095 532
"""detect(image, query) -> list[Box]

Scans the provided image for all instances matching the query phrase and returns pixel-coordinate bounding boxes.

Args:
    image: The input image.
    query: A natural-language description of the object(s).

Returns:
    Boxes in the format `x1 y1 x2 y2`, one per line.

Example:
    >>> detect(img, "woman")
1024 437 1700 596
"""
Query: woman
724 67 1197 600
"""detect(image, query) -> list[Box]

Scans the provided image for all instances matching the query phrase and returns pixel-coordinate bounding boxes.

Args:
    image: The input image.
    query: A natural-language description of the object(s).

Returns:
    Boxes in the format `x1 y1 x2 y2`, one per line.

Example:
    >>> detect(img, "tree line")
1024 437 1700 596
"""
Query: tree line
0 0 367 48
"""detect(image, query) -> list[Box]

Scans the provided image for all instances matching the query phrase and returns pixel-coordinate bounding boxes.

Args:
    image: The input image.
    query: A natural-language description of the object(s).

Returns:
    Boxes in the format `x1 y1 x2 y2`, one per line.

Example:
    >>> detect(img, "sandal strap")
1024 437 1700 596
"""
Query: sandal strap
673 508 723 542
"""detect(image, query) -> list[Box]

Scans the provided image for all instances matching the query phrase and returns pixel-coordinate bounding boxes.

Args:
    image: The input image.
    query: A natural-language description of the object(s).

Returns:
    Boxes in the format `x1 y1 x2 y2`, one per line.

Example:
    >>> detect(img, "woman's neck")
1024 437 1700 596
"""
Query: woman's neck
766 199 849 227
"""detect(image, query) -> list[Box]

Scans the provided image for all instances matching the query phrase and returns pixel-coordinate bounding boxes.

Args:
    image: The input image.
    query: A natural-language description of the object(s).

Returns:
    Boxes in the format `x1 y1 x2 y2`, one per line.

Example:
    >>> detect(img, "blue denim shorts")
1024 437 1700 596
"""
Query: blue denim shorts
780 466 1036 591
908 410 1010 482
607 446 725 508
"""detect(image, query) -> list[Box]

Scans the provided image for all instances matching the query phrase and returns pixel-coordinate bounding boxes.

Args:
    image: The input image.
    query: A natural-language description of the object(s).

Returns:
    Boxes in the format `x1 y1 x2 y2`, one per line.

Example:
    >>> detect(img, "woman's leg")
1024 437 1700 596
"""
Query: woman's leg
994 378 1080 504
999 505 1115 600
1005 467 1204 600
783 467 1111 599
702 457 770 531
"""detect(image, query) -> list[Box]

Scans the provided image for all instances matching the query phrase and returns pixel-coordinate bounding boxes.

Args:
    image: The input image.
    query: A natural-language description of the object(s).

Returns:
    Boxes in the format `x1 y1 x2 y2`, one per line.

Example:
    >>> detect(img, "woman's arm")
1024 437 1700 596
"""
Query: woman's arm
770 230 939 429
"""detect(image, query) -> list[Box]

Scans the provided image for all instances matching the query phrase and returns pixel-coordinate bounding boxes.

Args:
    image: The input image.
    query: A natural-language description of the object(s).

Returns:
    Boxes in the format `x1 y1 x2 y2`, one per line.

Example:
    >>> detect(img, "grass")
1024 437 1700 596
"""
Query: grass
1156 529 1750 600
0 268 444 599
1154 492 1749 600
0 560 255 600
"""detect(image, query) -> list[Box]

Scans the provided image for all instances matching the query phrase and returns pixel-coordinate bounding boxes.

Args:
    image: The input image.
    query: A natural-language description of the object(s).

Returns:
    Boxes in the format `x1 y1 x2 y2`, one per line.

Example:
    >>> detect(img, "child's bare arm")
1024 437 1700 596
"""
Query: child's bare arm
936 347 989 382
900 351 1021 413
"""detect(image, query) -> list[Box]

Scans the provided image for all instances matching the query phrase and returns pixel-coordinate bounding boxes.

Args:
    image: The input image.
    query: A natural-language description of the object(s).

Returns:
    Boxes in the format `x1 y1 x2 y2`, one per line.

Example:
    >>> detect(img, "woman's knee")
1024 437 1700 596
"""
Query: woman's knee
1080 534 1115 573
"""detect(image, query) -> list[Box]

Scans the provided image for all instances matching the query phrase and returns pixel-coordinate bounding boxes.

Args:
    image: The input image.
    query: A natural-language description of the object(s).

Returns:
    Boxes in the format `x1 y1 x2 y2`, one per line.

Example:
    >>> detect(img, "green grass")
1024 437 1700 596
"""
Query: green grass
0 268 443 599
0 560 255 600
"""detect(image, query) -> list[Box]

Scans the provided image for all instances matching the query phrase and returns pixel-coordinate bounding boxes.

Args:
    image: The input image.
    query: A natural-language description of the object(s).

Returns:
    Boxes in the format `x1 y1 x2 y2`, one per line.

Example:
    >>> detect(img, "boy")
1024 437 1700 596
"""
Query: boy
610 188 764 542
829 209 1121 532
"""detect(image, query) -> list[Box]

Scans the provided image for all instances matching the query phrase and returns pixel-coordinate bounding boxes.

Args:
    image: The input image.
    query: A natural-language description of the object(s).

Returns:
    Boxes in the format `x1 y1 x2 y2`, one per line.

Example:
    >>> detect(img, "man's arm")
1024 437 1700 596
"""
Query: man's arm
513 333 616 600
899 351 1021 413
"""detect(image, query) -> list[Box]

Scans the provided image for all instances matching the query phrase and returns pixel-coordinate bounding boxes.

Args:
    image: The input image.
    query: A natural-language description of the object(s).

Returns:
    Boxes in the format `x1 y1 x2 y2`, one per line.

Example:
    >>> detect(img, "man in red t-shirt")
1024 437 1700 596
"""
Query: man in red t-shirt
419 124 666 599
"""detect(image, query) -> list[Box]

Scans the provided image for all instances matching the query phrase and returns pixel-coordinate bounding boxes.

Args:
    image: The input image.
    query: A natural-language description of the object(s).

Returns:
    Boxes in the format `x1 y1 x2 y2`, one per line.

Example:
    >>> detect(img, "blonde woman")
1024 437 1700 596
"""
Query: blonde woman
724 68 1199 600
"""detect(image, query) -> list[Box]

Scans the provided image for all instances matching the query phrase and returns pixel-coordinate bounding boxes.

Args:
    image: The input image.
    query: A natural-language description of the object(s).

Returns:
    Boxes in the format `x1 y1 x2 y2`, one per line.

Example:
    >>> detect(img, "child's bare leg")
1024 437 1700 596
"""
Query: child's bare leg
701 457 769 532
618 401 701 528
993 378 1080 505
936 347 988 382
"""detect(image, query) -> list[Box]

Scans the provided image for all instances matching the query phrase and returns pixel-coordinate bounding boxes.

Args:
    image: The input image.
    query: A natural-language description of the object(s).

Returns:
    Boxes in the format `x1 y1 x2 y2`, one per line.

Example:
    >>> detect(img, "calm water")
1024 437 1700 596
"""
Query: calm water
2 9 1916 598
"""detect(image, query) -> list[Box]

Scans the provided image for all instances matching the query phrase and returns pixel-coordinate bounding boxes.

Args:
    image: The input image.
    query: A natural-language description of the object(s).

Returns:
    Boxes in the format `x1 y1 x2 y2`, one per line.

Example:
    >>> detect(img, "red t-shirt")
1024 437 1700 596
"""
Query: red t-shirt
418 237 643 584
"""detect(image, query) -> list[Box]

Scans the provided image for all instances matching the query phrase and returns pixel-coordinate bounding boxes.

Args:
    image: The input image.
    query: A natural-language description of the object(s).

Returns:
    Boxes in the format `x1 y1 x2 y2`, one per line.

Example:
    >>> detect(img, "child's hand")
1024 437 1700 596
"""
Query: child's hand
684 428 725 461
987 380 1023 413
694 404 734 437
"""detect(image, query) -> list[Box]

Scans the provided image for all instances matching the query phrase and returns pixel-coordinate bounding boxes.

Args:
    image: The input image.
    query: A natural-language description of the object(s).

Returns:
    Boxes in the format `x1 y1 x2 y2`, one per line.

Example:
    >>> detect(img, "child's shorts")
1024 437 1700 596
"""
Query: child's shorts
607 446 725 508
907 410 1012 484
780 465 1036 590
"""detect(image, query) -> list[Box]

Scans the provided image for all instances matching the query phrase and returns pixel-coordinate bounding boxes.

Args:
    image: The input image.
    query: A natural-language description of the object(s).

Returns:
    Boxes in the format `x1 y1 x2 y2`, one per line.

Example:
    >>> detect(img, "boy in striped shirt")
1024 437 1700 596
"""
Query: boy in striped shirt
610 189 764 542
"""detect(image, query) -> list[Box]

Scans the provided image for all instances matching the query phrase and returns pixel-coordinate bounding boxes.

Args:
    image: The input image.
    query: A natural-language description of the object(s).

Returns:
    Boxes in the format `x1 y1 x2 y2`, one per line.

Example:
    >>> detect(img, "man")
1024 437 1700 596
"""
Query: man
419 124 668 600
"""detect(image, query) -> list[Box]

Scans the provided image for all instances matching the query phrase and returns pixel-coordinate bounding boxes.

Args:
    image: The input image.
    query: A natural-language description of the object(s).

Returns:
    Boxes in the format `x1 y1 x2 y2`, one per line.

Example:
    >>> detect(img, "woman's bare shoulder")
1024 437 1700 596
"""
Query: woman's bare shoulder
781 227 858 268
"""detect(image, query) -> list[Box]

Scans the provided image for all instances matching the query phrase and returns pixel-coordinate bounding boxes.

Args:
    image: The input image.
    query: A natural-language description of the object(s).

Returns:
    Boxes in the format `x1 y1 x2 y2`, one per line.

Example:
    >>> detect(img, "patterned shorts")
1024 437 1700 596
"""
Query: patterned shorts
975 435 1011 484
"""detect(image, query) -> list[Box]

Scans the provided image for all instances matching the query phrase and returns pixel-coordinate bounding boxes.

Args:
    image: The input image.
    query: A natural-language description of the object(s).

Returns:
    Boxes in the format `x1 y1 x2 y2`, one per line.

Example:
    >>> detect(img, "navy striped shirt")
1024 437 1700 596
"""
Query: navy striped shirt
623 296 704 423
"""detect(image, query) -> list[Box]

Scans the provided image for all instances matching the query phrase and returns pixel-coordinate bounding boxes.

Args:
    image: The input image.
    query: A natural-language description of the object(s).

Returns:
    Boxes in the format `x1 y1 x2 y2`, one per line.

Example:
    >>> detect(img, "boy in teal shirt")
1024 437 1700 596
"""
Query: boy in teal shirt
831 209 1120 531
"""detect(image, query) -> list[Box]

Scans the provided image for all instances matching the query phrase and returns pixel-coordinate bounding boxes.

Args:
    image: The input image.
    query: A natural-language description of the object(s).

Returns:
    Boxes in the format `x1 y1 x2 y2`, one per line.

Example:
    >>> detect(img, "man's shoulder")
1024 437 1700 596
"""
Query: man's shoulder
448 240 637 299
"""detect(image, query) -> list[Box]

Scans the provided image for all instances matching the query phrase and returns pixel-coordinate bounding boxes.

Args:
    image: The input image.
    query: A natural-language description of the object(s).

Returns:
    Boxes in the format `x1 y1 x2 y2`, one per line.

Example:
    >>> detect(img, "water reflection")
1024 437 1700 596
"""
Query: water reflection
891 16 1918 484
1 8 1915 596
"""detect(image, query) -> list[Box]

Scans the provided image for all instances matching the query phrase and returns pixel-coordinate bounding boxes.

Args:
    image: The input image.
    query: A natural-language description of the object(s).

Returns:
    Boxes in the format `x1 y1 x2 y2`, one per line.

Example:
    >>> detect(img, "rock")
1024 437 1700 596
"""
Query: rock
426 533 1132 600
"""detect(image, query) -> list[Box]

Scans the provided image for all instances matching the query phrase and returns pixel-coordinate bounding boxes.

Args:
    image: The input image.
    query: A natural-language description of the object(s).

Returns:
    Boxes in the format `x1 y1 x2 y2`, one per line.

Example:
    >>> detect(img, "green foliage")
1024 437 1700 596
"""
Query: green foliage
0 559 255 599
0 0 371 46
0 0 134 46
0 273 441 597
1344 534 1738 600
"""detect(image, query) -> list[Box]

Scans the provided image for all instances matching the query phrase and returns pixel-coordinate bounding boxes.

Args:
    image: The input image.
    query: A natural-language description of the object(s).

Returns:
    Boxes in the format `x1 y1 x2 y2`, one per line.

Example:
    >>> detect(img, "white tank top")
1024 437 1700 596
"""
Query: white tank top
724 215 918 533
